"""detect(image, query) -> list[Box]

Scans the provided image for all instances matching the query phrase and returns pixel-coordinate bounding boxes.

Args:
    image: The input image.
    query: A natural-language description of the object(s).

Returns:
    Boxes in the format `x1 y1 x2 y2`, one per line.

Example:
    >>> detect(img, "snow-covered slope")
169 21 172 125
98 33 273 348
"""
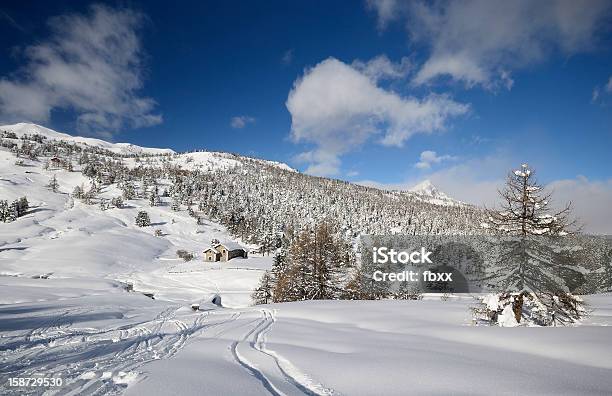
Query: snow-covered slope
2 123 297 173
1 123 175 156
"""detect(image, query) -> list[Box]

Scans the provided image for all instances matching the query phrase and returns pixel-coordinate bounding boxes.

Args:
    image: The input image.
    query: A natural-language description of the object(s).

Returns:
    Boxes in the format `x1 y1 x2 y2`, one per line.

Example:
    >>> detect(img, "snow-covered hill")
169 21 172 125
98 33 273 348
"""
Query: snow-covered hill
2 123 175 156
2 123 297 172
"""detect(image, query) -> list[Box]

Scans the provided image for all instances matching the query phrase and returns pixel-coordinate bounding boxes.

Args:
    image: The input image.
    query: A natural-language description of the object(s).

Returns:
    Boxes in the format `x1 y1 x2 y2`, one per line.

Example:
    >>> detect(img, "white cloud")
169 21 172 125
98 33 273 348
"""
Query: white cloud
414 150 457 169
369 0 612 89
0 4 161 136
606 76 612 92
230 115 256 129
548 177 612 235
352 55 411 82
286 57 468 176
366 0 400 29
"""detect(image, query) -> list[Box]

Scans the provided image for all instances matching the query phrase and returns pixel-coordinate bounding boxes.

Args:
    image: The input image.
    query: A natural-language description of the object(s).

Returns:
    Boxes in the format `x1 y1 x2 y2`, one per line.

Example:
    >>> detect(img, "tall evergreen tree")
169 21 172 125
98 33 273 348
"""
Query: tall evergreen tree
485 164 584 325
0 200 9 222
252 271 273 305
345 240 391 300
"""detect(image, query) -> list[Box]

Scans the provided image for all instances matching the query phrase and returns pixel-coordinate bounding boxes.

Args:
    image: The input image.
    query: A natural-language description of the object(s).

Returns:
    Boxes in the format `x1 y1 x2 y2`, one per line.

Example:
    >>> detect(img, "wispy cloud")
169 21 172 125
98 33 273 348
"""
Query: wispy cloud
0 4 161 137
367 0 612 90
286 57 468 176
352 55 411 82
366 0 400 30
282 49 294 65
414 150 457 169
592 74 612 103
230 115 256 129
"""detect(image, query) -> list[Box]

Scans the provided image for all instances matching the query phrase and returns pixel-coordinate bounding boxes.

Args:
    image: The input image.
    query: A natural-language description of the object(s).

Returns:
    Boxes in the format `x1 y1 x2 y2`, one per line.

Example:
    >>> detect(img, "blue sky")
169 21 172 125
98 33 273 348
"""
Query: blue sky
0 1 611 231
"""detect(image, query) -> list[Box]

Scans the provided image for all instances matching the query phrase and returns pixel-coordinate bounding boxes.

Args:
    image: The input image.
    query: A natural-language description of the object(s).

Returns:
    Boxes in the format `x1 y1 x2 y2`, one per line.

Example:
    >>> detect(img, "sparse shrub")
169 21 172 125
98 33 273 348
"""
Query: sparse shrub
111 196 124 208
155 229 163 237
176 249 194 261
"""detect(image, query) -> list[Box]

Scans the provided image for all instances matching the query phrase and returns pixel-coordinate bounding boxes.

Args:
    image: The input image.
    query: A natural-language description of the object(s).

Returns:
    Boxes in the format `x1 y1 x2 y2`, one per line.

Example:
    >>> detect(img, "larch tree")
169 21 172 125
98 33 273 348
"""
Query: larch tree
269 222 352 302
485 164 584 325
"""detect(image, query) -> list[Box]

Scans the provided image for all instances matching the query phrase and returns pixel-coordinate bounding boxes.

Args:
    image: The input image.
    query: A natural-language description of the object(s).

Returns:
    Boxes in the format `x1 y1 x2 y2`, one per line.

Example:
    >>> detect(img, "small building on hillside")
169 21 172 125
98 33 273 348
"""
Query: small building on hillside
203 242 247 262
49 157 62 168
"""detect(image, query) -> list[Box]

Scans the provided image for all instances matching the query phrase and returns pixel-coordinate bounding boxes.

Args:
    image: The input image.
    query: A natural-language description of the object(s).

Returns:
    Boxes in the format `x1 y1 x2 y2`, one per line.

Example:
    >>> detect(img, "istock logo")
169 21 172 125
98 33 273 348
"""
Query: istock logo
372 247 433 264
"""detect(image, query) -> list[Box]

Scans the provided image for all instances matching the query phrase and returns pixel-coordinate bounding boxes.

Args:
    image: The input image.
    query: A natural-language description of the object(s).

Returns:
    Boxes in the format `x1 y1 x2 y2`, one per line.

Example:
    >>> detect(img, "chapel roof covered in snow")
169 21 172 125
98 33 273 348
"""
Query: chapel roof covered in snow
214 241 245 251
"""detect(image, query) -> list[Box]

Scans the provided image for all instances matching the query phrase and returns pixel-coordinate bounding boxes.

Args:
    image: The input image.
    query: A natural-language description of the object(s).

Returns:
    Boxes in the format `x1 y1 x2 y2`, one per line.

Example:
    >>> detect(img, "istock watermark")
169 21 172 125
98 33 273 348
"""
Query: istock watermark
372 247 433 264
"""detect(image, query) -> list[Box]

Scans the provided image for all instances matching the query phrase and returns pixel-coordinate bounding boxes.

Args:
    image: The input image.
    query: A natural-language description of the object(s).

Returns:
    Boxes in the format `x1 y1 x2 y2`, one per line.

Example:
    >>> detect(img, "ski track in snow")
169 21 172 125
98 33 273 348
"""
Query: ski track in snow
0 305 222 395
0 306 337 396
231 309 336 396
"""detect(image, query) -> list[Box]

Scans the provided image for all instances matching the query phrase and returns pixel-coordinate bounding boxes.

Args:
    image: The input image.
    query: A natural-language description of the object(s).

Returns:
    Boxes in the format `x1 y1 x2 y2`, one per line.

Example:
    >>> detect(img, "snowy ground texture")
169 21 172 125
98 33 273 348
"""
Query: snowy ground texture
2 295 612 395
1 123 612 395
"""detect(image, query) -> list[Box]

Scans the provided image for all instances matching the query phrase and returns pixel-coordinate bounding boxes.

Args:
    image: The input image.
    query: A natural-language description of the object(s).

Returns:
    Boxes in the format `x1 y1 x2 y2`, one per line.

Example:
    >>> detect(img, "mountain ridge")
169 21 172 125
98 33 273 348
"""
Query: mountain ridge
2 122 458 203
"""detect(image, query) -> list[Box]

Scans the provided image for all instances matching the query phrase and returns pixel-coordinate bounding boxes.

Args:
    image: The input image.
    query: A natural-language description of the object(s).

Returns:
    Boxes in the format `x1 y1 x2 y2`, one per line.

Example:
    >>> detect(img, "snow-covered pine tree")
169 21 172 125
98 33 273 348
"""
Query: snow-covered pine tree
600 248 612 292
260 231 274 256
251 271 273 305
122 182 136 200
171 195 181 211
135 211 151 227
47 175 59 192
78 153 89 165
345 240 391 300
82 163 98 178
270 247 288 284
149 190 161 207
274 230 311 302
83 183 98 205
17 197 28 216
0 200 9 222
7 200 19 222
484 164 584 325
72 185 84 199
